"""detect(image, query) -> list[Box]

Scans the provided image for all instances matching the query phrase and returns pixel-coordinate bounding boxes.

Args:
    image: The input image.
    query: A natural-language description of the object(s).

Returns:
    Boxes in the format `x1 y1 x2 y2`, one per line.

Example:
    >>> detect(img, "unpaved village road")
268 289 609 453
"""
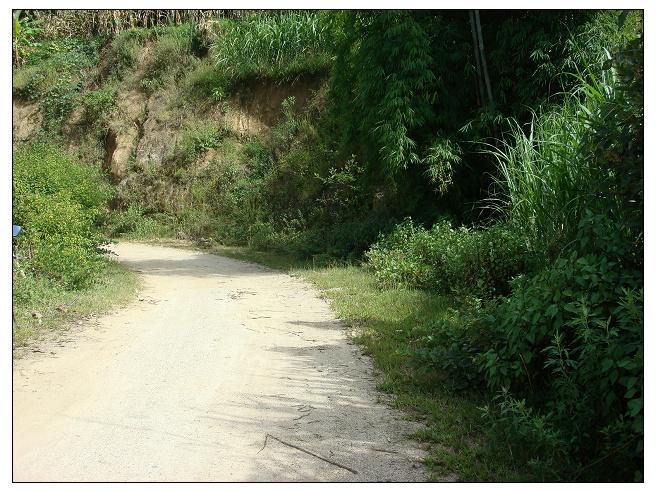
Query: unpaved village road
13 242 427 482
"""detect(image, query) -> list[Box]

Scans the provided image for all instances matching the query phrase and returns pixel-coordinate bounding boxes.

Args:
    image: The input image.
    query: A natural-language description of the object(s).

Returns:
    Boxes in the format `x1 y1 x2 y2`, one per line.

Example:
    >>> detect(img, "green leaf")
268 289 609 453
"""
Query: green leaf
627 397 643 417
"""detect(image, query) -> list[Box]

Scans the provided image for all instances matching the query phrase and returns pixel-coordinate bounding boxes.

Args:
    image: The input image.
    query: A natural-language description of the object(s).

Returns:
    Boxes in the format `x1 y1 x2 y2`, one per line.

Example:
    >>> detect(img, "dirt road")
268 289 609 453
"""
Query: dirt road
13 242 427 482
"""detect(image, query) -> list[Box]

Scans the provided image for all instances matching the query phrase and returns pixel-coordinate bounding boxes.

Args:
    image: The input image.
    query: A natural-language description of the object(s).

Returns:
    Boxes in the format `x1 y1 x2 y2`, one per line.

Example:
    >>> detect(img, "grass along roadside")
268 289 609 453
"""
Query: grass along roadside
201 242 525 481
12 255 140 353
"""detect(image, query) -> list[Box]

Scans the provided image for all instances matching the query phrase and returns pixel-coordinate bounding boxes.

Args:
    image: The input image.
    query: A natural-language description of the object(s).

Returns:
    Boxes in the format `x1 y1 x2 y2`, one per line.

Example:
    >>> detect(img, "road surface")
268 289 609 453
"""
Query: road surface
13 242 427 482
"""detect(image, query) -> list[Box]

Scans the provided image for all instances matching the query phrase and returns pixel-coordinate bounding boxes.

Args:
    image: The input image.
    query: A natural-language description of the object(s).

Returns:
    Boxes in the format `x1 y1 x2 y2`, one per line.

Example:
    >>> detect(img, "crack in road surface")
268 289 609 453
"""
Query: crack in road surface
13 242 428 482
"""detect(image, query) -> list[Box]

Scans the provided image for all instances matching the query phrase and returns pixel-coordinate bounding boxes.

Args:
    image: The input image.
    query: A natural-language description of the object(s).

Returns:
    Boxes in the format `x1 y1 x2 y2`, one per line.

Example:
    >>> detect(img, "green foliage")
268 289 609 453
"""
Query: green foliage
242 136 274 178
17 194 105 289
140 28 194 92
327 10 642 223
13 37 100 130
13 12 642 481
486 65 633 259
172 121 227 165
422 137 461 193
107 30 141 78
480 389 567 481
525 10 642 103
13 143 113 289
366 219 528 298
12 11 43 66
330 11 437 174
406 300 489 390
475 36 643 481
478 251 642 480
13 142 112 211
182 58 227 101
271 97 302 147
105 204 146 235
82 86 116 118
105 205 175 239
366 43 645 471
80 85 117 131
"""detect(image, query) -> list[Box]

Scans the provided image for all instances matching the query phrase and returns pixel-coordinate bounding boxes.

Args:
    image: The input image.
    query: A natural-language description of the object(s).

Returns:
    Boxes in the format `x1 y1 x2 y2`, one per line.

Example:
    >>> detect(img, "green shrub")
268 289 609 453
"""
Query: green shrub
477 249 643 480
12 63 49 99
105 205 175 239
107 30 140 78
177 204 217 239
12 11 43 67
80 85 117 129
82 86 116 115
172 121 227 165
182 59 228 101
304 216 396 260
105 204 146 235
18 194 105 289
475 38 643 481
247 221 277 250
13 142 112 212
141 31 192 92
366 219 529 298
480 389 567 481
13 38 100 129
13 143 113 289
242 137 274 179
407 301 488 390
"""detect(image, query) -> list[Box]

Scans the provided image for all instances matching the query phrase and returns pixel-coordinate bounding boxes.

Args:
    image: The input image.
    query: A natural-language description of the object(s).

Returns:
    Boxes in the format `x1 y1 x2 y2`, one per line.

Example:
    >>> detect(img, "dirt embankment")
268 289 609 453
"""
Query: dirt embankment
12 43 324 180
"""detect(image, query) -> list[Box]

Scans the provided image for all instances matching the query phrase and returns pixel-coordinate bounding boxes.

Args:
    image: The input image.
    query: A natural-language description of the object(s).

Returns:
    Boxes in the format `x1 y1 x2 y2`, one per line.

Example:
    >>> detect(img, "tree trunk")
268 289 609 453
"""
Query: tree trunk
468 10 485 107
474 10 494 107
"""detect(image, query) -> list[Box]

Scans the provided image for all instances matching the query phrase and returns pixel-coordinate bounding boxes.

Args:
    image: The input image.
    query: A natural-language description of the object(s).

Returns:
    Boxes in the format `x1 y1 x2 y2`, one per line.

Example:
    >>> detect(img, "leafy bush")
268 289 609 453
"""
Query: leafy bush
480 389 567 481
172 121 227 165
366 219 529 298
104 203 146 235
182 58 227 101
107 30 141 78
242 137 274 179
13 142 112 211
141 30 193 92
12 11 43 67
269 215 395 261
18 193 106 289
13 37 100 129
105 205 175 239
13 143 113 289
477 249 643 480
80 85 117 130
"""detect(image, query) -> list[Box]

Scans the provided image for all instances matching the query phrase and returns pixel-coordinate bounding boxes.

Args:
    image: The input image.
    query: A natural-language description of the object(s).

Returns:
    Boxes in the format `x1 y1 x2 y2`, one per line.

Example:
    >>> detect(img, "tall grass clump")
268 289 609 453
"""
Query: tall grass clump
486 65 622 259
211 11 331 84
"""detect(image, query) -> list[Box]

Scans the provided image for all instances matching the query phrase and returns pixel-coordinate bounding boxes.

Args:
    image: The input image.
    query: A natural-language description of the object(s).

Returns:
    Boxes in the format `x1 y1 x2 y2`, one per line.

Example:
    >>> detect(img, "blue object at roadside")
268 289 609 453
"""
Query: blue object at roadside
13 225 21 237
